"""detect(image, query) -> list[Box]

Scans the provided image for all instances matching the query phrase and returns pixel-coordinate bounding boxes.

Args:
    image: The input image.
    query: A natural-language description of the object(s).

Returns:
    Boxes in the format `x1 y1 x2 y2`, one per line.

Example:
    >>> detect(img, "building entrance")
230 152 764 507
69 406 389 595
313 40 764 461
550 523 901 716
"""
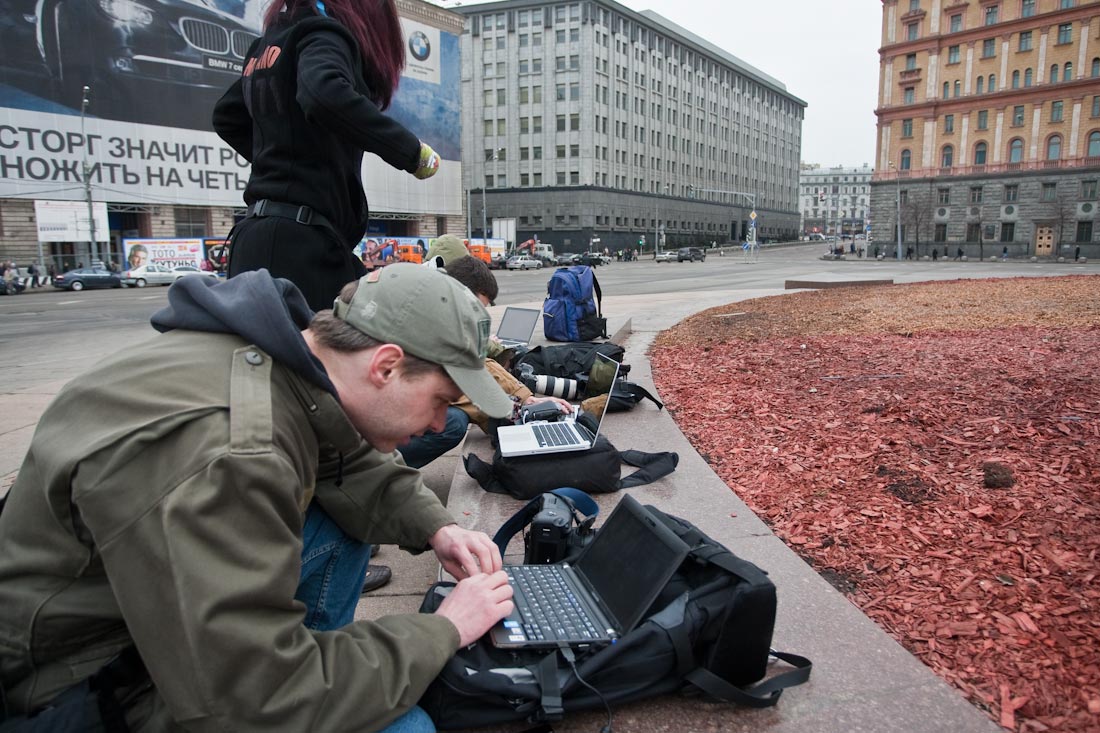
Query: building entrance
1035 226 1054 256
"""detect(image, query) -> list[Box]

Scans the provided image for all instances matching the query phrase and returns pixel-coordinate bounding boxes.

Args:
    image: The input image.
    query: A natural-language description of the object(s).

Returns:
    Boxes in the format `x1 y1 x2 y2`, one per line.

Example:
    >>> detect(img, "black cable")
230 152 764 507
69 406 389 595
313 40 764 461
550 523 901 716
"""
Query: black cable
559 646 613 733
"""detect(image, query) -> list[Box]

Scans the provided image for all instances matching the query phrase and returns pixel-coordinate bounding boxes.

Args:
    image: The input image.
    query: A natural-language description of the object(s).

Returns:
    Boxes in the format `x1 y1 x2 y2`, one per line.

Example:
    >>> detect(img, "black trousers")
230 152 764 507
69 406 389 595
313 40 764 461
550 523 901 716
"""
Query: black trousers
228 216 366 313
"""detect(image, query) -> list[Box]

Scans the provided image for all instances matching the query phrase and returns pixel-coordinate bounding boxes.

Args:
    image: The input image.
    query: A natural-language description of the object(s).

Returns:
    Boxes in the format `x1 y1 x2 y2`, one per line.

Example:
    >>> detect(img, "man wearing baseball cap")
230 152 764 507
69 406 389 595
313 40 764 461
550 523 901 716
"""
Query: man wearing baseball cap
0 264 514 732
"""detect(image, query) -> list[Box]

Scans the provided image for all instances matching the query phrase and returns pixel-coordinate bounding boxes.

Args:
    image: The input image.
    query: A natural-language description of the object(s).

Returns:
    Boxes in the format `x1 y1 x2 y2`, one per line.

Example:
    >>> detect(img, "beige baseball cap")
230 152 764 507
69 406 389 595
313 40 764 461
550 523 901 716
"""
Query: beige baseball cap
423 234 470 269
332 263 513 418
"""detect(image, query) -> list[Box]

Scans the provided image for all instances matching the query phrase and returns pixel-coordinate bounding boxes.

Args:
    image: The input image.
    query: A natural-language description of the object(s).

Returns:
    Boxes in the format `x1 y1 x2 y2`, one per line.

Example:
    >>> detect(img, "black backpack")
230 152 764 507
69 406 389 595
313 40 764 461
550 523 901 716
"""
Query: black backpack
418 505 812 729
514 343 626 381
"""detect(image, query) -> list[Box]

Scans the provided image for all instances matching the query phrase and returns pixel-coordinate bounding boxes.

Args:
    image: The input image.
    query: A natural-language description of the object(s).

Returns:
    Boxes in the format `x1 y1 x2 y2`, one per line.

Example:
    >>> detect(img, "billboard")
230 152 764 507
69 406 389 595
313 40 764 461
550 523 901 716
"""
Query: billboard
34 199 109 242
0 2 461 213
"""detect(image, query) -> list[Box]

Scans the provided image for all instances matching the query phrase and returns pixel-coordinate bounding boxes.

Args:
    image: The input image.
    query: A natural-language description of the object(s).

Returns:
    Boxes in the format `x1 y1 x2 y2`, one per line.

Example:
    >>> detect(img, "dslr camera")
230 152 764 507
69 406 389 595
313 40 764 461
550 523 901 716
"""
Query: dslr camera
525 493 595 564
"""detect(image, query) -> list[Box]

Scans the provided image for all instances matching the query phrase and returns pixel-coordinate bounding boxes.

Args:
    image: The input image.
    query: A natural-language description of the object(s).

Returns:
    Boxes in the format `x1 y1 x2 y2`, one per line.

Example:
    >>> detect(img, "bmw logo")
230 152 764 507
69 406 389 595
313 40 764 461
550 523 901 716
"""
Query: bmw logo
408 31 431 61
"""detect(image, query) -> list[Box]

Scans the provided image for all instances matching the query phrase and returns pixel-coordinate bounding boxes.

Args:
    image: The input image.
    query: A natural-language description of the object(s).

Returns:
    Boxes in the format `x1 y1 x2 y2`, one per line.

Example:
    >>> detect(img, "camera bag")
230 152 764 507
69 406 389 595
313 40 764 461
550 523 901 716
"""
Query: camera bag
417 504 812 729
606 378 664 413
513 343 627 382
463 435 678 499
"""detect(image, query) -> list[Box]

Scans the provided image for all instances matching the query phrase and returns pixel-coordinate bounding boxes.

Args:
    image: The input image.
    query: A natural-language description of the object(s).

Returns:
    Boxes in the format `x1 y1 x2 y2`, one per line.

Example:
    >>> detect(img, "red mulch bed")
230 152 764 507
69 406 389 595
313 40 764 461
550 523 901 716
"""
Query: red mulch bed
650 276 1100 732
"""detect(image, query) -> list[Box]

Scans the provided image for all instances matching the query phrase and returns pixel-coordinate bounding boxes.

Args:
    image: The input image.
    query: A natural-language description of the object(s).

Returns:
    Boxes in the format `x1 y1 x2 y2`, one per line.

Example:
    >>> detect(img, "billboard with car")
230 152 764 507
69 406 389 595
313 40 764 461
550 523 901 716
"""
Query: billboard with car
0 2 461 213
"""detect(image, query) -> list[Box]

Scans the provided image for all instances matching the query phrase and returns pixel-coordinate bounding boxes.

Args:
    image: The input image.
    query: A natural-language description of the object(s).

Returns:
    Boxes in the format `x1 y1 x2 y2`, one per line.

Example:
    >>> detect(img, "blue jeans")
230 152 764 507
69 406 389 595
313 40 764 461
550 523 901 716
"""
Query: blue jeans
397 407 469 469
297 502 435 733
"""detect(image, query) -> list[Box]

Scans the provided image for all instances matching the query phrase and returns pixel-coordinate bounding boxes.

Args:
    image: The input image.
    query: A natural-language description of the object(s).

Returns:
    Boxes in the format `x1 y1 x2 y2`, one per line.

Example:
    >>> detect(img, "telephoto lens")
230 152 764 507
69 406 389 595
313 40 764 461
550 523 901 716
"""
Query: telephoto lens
533 375 580 400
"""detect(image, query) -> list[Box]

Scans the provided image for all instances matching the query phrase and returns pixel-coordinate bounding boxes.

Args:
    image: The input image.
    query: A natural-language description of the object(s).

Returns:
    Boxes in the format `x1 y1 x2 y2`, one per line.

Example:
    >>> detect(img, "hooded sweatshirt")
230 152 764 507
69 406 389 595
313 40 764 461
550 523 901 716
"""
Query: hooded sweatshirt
0 271 459 730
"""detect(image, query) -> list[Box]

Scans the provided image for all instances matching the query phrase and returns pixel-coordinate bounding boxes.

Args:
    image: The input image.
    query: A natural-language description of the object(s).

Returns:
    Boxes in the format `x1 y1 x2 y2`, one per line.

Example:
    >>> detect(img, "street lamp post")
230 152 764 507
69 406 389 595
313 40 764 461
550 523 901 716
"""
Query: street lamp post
80 86 99 265
482 148 504 241
889 161 902 260
654 184 669 254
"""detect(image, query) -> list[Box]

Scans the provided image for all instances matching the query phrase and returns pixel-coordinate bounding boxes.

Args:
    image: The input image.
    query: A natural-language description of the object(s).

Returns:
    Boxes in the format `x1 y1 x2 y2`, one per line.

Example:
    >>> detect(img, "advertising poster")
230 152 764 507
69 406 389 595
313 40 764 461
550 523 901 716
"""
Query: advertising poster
34 199 110 242
123 238 204 271
0 2 461 213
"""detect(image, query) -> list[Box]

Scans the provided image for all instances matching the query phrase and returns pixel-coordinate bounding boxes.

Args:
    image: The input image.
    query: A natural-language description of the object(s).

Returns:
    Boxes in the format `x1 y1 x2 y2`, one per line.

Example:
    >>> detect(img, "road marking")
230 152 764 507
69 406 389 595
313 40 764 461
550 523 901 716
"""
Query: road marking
139 296 162 300
57 300 82 305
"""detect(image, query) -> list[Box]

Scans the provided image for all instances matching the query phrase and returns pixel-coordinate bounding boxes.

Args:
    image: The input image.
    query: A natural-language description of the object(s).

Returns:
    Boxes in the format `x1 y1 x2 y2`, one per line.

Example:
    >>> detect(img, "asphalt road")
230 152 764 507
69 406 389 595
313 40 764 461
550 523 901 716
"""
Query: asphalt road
1 243 1092 392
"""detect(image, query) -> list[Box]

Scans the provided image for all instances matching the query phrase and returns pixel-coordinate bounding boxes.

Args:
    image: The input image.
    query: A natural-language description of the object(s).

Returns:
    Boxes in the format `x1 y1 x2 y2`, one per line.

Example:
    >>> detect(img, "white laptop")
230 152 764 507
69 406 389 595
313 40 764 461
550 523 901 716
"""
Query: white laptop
497 353 620 457
495 307 541 348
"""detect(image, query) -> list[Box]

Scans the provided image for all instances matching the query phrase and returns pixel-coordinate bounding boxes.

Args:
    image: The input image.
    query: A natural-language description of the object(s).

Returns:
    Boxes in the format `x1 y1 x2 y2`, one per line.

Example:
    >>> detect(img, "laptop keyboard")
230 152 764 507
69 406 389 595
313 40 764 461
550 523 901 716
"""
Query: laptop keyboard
505 565 602 642
532 421 583 447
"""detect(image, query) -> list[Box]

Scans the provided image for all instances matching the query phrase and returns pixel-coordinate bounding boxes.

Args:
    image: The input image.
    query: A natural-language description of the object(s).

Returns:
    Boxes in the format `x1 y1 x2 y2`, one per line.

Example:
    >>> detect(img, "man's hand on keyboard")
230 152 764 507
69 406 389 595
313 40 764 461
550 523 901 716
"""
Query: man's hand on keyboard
429 523 503 579
436 571 515 647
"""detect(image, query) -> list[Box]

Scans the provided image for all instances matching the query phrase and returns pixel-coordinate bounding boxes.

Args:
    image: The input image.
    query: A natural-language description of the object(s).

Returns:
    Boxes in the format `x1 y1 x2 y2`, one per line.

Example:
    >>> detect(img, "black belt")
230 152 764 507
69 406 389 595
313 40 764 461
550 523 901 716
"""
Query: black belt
246 200 336 233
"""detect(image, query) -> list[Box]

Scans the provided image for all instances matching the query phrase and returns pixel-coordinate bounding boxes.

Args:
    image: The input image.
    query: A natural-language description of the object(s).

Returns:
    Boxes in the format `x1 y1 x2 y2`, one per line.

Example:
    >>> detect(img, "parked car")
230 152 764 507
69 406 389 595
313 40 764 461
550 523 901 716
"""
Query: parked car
677 247 706 262
170 265 220 282
554 253 577 266
52 267 122 291
123 264 176 288
572 252 606 267
654 250 678 263
507 255 543 270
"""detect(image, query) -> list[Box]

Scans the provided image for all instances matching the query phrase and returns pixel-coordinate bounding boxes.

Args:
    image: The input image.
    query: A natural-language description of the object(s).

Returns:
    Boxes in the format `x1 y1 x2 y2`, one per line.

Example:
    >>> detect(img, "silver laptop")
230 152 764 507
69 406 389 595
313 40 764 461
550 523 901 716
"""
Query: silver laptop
495 307 541 348
496 353 620 457
490 494 690 649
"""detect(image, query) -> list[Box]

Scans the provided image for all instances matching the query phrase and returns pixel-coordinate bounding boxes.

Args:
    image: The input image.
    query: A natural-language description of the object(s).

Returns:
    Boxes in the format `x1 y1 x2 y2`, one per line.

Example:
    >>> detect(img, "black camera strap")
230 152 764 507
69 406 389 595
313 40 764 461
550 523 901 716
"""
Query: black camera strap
492 488 598 558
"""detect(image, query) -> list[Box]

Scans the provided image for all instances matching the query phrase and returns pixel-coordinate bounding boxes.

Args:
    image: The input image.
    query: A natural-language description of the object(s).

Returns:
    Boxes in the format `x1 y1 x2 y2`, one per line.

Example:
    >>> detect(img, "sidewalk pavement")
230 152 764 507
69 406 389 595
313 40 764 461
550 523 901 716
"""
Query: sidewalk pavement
358 286 1001 733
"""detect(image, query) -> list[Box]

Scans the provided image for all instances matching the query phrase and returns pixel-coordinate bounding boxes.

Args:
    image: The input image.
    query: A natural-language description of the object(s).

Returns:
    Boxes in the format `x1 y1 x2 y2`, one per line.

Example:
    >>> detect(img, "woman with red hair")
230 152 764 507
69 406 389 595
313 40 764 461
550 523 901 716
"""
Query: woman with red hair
213 0 439 312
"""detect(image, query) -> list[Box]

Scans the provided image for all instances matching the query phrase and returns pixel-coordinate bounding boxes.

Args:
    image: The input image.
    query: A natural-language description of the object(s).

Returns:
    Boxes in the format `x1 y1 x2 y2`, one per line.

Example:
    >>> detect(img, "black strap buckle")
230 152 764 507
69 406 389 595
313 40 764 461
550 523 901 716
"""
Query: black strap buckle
295 206 313 225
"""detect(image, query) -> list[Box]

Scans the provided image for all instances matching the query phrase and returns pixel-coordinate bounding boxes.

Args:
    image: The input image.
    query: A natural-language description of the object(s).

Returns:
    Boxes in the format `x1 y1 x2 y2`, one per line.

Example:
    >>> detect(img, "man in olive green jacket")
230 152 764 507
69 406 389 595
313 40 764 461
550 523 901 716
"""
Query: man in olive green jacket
0 264 515 731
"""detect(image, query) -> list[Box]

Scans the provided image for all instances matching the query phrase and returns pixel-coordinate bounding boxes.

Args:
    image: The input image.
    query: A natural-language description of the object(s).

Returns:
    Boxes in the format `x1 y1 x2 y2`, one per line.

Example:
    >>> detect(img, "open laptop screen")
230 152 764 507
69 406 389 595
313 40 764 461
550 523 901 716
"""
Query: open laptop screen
575 496 689 634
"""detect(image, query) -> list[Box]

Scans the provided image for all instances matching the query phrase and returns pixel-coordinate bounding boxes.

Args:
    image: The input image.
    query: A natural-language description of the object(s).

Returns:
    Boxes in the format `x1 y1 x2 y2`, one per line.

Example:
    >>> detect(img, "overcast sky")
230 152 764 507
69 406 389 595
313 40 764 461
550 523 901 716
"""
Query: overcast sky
429 0 883 169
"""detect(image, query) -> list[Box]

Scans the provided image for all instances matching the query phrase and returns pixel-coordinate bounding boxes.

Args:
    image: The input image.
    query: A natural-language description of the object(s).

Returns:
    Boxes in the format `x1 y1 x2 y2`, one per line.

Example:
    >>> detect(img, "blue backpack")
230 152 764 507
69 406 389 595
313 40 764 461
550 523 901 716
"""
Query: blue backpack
542 266 607 342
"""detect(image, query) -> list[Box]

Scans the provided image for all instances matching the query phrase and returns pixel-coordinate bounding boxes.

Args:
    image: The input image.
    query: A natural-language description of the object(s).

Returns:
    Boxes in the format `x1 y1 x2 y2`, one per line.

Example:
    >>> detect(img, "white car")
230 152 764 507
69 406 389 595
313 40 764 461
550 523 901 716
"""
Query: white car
123 264 175 287
170 266 220 282
507 256 543 270
654 251 677 262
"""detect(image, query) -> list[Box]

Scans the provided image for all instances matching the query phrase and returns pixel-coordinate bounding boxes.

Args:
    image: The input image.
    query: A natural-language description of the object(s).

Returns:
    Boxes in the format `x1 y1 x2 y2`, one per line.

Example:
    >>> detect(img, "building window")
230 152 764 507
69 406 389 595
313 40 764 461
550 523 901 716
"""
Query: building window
975 142 988 164
1041 183 1057 201
938 188 951 204
1011 70 1020 89
174 207 206 237
1083 180 1098 198
984 5 998 25
909 0 920 10
944 114 954 133
941 145 954 167
1057 23 1072 45
943 81 950 99
950 13 962 32
977 110 989 129
989 73 996 90
1004 184 1018 202
1051 101 1064 122
900 149 911 170
1018 31 1032 52
1009 138 1024 163
970 186 984 203
1093 58 1100 77
1021 0 1035 16
904 87 915 104
976 76 985 94
1024 68 1033 87
1064 62 1073 82
1046 135 1062 160
1076 221 1094 242
1012 105 1025 126
1051 63 1061 82
907 22 919 41
902 118 913 137
954 80 961 97
1090 131 1100 157
906 53 918 70
982 39 996 58
934 223 948 242
1061 0 1075 8
1000 223 1015 242
967 223 982 241
948 46 960 64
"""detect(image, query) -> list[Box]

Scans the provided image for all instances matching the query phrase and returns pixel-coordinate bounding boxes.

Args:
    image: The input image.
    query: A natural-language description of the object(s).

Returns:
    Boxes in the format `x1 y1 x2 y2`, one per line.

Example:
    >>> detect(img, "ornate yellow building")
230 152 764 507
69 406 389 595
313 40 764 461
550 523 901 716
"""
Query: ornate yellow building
873 0 1100 258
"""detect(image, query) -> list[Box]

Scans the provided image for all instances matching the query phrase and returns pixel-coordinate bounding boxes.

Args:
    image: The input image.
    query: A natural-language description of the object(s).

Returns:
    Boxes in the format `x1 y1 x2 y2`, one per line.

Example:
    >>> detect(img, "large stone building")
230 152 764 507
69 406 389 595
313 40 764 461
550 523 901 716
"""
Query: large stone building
799 164 874 238
455 0 806 252
872 0 1100 259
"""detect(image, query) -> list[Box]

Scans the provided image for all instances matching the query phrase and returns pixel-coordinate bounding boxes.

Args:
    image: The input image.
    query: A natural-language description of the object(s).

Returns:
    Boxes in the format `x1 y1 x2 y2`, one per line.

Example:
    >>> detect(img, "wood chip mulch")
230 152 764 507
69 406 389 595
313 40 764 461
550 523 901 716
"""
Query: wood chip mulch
649 275 1100 733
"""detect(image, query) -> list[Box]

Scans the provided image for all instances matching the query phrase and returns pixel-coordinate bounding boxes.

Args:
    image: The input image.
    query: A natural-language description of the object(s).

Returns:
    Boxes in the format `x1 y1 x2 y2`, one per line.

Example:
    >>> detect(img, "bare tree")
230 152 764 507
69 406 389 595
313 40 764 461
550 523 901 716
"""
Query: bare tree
1046 187 1078 252
902 186 933 258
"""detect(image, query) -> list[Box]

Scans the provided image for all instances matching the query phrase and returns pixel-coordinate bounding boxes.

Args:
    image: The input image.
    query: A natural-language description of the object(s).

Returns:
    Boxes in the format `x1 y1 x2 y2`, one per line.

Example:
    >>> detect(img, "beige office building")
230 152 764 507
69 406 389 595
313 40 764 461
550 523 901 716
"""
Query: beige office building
871 0 1100 259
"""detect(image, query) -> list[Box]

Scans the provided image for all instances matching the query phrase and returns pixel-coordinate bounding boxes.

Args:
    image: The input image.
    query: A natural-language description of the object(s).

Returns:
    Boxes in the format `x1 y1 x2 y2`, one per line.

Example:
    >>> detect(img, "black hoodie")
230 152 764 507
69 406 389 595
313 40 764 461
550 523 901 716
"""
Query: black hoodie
151 270 337 397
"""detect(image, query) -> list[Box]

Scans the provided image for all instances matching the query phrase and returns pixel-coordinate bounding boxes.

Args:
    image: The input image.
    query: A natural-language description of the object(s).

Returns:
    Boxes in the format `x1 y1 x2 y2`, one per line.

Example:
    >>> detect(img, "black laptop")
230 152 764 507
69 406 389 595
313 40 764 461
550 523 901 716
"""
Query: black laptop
489 494 690 649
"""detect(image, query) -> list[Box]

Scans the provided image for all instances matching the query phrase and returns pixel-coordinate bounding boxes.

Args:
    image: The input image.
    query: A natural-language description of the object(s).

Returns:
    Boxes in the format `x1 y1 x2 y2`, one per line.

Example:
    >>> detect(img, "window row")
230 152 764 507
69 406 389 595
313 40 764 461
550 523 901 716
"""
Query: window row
898 130 1100 169
908 3 1076 40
